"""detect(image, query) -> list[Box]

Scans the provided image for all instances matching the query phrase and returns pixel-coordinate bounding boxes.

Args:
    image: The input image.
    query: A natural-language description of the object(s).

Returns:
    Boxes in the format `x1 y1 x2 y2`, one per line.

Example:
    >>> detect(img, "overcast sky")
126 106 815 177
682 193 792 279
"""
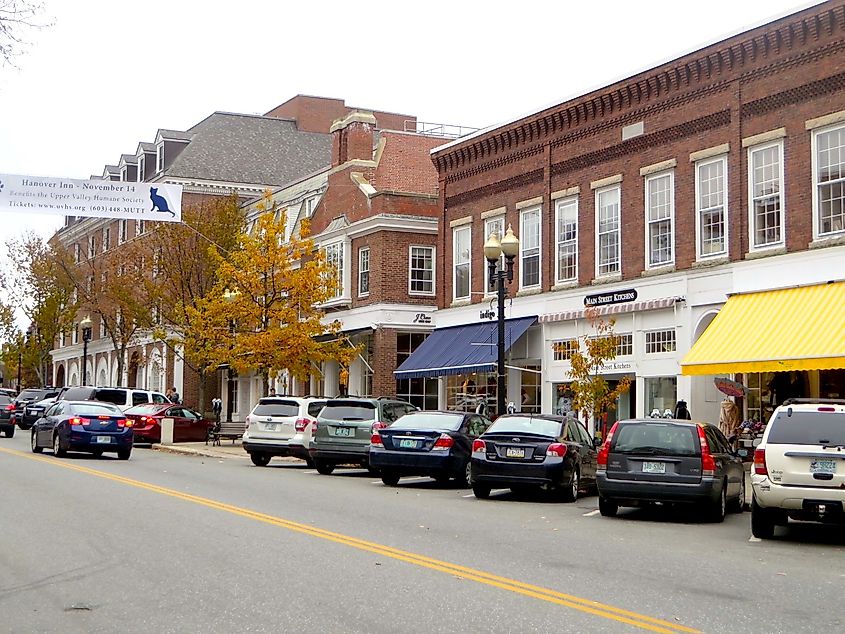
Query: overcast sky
0 0 821 248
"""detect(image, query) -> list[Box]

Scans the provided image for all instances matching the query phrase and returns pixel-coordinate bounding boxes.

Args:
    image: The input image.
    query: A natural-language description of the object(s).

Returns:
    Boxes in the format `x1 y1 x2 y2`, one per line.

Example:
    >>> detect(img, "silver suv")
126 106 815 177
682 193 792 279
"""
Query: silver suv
751 398 845 538
242 396 327 467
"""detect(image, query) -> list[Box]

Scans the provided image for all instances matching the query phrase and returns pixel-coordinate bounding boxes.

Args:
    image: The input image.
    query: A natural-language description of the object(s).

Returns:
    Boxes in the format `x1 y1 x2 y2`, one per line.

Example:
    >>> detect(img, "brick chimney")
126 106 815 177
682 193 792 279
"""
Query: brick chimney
330 111 376 167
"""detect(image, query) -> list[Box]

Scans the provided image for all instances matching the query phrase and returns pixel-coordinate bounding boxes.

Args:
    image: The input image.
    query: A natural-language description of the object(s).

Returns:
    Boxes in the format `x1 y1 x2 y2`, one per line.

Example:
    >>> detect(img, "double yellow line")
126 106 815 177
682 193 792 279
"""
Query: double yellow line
0 446 699 633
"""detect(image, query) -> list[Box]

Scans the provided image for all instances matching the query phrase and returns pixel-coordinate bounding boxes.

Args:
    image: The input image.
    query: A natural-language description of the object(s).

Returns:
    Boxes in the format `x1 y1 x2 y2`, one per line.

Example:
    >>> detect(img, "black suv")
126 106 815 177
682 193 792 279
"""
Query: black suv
14 388 60 430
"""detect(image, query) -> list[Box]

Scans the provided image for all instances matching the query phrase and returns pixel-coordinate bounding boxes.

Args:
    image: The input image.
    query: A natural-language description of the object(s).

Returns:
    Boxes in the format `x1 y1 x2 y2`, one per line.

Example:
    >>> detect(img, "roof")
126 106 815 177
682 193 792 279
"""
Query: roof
136 142 155 154
118 154 137 166
162 112 332 186
157 128 193 142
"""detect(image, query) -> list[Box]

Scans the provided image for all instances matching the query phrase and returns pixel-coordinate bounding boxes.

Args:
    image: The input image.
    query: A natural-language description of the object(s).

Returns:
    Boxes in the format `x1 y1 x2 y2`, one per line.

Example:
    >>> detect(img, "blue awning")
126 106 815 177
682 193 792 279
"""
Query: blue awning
394 316 537 379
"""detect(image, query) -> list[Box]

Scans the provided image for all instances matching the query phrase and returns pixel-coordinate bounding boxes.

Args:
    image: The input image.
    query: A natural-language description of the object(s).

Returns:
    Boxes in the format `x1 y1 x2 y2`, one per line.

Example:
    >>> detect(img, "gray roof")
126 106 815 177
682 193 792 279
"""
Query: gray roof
136 142 155 154
162 112 332 186
157 128 193 142
103 165 119 175
119 154 137 166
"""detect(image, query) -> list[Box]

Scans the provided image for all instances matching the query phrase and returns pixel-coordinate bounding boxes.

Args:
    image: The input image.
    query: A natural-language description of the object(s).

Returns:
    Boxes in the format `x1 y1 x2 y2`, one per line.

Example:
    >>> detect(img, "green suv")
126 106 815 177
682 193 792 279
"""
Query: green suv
309 397 418 475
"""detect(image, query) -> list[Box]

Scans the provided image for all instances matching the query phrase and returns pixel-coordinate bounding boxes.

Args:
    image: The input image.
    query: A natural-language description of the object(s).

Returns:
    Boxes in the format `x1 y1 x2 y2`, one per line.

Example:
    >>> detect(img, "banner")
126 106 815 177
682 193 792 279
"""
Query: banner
0 173 182 222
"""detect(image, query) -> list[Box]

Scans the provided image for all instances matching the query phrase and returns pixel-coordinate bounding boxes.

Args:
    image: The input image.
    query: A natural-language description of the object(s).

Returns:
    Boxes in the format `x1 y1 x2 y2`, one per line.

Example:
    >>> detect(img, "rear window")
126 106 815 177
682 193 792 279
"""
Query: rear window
611 422 699 456
92 389 129 406
68 402 122 416
252 400 299 417
0 395 10 404
389 412 464 432
320 401 377 422
486 416 562 438
18 389 45 401
767 411 845 445
126 403 164 415
307 402 326 418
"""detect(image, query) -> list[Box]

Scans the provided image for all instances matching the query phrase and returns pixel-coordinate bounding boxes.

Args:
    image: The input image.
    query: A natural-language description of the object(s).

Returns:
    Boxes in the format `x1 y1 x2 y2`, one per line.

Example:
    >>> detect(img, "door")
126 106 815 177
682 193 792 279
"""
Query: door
39 402 62 446
164 407 190 442
182 408 208 441
572 420 598 482
705 426 741 497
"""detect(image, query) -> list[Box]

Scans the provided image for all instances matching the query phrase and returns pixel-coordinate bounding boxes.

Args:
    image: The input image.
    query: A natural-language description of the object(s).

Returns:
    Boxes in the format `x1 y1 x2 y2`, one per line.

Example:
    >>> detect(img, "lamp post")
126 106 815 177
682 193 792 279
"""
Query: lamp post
483 225 520 417
80 315 93 387
222 289 238 423
18 327 31 392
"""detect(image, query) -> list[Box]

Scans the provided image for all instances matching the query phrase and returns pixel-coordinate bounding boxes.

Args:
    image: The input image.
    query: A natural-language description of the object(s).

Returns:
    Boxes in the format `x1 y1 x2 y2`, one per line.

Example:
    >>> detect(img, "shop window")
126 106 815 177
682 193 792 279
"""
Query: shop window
644 377 676 417
553 383 577 417
520 206 541 288
520 367 541 414
596 186 620 276
555 198 578 283
553 339 579 361
696 156 727 257
645 329 676 354
453 226 471 300
395 332 437 410
645 172 674 267
813 125 845 237
820 369 845 399
484 216 504 293
447 373 496 417
748 141 784 249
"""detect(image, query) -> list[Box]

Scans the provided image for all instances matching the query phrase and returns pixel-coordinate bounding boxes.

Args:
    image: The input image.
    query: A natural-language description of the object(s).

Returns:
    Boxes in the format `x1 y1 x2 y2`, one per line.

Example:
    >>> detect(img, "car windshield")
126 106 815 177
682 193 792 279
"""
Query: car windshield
389 412 464 432
252 401 299 417
125 403 165 415
320 402 377 422
611 422 699 456
68 403 122 416
92 389 128 405
486 416 562 437
766 411 845 446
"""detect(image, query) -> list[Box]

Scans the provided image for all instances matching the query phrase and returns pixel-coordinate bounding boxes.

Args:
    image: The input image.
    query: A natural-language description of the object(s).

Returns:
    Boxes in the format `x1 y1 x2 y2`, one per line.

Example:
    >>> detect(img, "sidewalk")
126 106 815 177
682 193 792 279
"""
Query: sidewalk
151 439 249 459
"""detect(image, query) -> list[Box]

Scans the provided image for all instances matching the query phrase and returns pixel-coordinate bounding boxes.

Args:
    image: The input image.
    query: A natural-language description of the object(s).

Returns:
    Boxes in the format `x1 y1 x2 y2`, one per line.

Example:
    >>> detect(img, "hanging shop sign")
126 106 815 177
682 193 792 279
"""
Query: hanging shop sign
0 173 182 222
584 288 638 307
714 377 747 397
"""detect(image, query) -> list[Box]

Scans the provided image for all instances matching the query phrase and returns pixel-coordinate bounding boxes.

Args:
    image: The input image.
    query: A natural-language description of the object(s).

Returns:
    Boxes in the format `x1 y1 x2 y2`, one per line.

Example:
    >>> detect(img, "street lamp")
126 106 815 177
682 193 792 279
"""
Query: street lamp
80 315 93 387
19 327 32 392
222 289 238 423
483 225 520 417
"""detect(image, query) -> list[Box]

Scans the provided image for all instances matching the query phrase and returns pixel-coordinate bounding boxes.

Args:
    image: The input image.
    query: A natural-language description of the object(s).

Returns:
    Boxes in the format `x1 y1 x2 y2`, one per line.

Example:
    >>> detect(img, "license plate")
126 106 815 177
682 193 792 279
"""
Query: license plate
334 427 353 437
399 438 417 449
505 447 525 459
810 459 836 474
96 436 111 444
264 423 277 431
642 461 666 474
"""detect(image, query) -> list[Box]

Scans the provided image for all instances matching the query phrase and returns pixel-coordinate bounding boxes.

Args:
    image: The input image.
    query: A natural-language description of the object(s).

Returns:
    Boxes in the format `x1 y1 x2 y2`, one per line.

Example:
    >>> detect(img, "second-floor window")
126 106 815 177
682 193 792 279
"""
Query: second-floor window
748 141 784 249
136 219 146 235
358 247 370 296
645 172 674 267
102 227 110 252
119 219 128 244
484 216 505 294
87 235 96 259
324 242 344 300
645 329 676 354
555 198 578 283
696 156 727 257
137 156 145 182
596 186 620 276
520 206 541 288
453 226 471 301
814 124 845 237
409 246 434 295
72 325 79 345
74 243 81 263
156 143 164 172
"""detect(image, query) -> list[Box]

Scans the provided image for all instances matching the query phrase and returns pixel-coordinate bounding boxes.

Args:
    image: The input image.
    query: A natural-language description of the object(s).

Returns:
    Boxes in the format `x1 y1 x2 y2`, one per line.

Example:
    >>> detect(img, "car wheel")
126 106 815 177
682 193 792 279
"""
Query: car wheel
472 484 491 499
751 495 776 539
381 471 400 486
52 433 66 457
561 469 580 502
117 449 131 461
599 497 618 517
31 431 42 454
707 484 727 523
250 453 271 467
314 460 335 475
728 477 745 513
458 461 472 487
5 426 14 438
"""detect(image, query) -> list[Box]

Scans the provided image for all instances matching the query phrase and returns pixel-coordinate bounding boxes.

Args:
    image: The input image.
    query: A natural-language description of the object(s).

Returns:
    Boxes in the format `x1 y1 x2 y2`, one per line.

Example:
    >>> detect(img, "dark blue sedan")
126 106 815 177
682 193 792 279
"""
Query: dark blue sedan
31 400 134 460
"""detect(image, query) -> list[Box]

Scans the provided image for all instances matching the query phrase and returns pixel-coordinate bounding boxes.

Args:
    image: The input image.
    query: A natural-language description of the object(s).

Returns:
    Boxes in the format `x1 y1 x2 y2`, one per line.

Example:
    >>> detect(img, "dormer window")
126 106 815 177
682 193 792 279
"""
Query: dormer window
137 156 145 182
120 167 128 182
305 196 318 217
156 144 164 172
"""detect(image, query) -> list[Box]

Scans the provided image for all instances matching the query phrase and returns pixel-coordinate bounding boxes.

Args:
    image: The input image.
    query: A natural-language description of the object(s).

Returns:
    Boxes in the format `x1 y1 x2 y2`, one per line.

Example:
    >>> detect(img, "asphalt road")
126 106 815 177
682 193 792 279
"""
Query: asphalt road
1 433 843 634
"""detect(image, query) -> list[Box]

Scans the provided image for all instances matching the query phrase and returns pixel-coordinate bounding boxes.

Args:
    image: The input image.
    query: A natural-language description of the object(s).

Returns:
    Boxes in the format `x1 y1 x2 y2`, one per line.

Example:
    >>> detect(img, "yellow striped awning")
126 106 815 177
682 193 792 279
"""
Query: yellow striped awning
681 281 845 375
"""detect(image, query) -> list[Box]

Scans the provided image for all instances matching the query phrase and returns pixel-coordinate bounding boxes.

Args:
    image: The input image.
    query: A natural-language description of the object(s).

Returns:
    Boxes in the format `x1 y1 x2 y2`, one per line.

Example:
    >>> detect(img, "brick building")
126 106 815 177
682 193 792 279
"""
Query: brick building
398 1 845 430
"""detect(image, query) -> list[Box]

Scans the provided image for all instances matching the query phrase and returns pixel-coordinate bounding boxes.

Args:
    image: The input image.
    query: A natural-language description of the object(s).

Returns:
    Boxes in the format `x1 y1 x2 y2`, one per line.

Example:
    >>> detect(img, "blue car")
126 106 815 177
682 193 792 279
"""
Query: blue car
31 400 134 460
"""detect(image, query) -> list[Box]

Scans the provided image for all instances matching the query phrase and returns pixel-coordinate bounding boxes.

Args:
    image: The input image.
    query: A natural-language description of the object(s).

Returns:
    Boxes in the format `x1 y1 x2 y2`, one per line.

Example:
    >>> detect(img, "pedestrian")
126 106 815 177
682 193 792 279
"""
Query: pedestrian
269 387 277 397
168 387 180 404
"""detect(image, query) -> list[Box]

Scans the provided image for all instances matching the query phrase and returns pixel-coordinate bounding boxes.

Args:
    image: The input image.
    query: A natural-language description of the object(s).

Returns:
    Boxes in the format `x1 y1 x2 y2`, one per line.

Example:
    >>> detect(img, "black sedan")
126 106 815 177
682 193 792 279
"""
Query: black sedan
13 388 60 429
31 400 134 460
0 393 15 437
369 411 492 486
470 414 597 501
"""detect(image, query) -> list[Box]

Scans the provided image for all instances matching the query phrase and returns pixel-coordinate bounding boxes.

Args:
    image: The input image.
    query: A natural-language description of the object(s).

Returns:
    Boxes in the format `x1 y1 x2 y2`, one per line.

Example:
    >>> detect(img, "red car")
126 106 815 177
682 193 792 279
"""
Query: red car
125 403 213 443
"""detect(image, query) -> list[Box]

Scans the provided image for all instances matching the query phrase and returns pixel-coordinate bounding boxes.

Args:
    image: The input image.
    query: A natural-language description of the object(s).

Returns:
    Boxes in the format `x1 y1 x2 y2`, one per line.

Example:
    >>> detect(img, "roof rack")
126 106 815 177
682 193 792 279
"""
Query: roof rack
782 398 845 406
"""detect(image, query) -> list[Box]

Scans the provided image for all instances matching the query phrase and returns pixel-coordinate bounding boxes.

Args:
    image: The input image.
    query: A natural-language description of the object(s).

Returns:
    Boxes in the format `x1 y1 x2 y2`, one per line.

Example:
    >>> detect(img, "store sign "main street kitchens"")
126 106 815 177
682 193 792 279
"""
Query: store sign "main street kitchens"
0 173 183 222
583 288 637 307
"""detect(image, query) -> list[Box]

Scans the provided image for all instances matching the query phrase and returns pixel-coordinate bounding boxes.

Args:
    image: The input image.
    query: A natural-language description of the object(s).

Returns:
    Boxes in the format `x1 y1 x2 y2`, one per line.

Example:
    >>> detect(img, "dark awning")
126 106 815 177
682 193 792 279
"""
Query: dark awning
393 316 537 379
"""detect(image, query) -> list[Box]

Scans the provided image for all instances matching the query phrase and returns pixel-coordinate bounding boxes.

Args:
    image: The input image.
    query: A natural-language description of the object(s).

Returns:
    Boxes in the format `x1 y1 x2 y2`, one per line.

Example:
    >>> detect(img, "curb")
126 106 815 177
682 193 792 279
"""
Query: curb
151 444 246 459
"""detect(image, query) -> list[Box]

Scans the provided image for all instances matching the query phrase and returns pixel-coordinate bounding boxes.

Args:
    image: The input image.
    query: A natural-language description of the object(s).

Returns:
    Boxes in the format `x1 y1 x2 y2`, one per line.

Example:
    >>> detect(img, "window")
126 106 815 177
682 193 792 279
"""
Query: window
102 227 110 252
74 243 81 263
120 167 127 182
645 172 674 267
644 377 677 417
359 334 373 397
453 226 471 300
395 332 438 410
137 156 145 182
520 206 541 288
72 325 79 345
555 198 578 282
323 242 344 300
596 186 620 276
484 216 505 294
748 141 784 248
87 235 96 259
409 246 434 295
156 143 164 172
615 333 633 356
119 219 128 244
358 247 370 296
305 196 318 217
136 219 146 235
100 317 106 338
813 125 845 237
645 329 676 354
552 339 578 361
696 156 727 257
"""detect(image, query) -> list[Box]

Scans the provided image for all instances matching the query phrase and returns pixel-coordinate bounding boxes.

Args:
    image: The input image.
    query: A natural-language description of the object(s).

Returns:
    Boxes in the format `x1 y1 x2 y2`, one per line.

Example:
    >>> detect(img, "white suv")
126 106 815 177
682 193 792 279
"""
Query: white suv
242 396 327 467
751 398 845 538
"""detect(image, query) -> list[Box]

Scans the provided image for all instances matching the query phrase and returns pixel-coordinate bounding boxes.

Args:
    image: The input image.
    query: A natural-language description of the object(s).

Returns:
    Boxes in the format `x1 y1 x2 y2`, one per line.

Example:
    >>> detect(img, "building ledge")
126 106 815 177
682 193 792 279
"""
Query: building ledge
809 234 845 249
552 281 579 292
591 274 622 286
450 299 471 308
691 256 729 269
641 264 676 277
744 246 787 260
516 287 543 297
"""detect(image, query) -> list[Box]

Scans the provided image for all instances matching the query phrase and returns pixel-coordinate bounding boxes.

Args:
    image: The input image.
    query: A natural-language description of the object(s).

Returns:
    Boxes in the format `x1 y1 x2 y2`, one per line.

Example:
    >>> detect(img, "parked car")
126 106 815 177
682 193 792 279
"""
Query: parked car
751 398 845 538
31 400 134 459
242 396 327 467
0 388 18 398
18 396 61 430
56 386 169 412
370 411 492 486
595 418 745 521
12 388 60 429
125 403 213 443
309 397 418 474
0 393 15 437
470 414 597 501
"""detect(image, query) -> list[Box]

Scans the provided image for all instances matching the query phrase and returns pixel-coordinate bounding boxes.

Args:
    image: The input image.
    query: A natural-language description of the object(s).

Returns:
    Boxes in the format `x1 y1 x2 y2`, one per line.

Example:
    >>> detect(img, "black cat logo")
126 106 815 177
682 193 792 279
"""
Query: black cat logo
149 187 175 217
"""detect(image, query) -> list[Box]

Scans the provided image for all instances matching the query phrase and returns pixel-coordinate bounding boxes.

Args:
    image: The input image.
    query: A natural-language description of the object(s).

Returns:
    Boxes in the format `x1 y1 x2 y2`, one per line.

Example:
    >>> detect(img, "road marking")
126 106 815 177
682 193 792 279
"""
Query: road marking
583 509 601 517
0 446 699 634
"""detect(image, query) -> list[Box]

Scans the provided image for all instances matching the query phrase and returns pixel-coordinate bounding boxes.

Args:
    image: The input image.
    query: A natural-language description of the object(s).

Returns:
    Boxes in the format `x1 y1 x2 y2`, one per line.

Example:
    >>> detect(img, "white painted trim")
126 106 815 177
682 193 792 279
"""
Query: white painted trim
452 225 471 302
694 155 729 261
483 215 506 296
594 184 621 278
810 122 845 241
554 196 578 284
747 139 786 251
408 244 436 297
358 246 370 298
741 127 786 148
519 205 542 291
644 170 675 269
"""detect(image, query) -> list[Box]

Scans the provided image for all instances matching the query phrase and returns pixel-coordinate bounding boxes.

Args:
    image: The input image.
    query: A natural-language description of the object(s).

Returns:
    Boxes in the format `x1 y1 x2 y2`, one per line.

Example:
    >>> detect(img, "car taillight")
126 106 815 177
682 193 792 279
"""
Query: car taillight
818 406 836 412
697 425 716 476
472 439 486 454
5 403 14 411
294 418 310 432
311 420 318 434
370 432 383 448
754 448 768 476
432 433 454 451
371 421 388 433
119 419 133 428
69 417 89 427
546 443 567 458
596 422 619 472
